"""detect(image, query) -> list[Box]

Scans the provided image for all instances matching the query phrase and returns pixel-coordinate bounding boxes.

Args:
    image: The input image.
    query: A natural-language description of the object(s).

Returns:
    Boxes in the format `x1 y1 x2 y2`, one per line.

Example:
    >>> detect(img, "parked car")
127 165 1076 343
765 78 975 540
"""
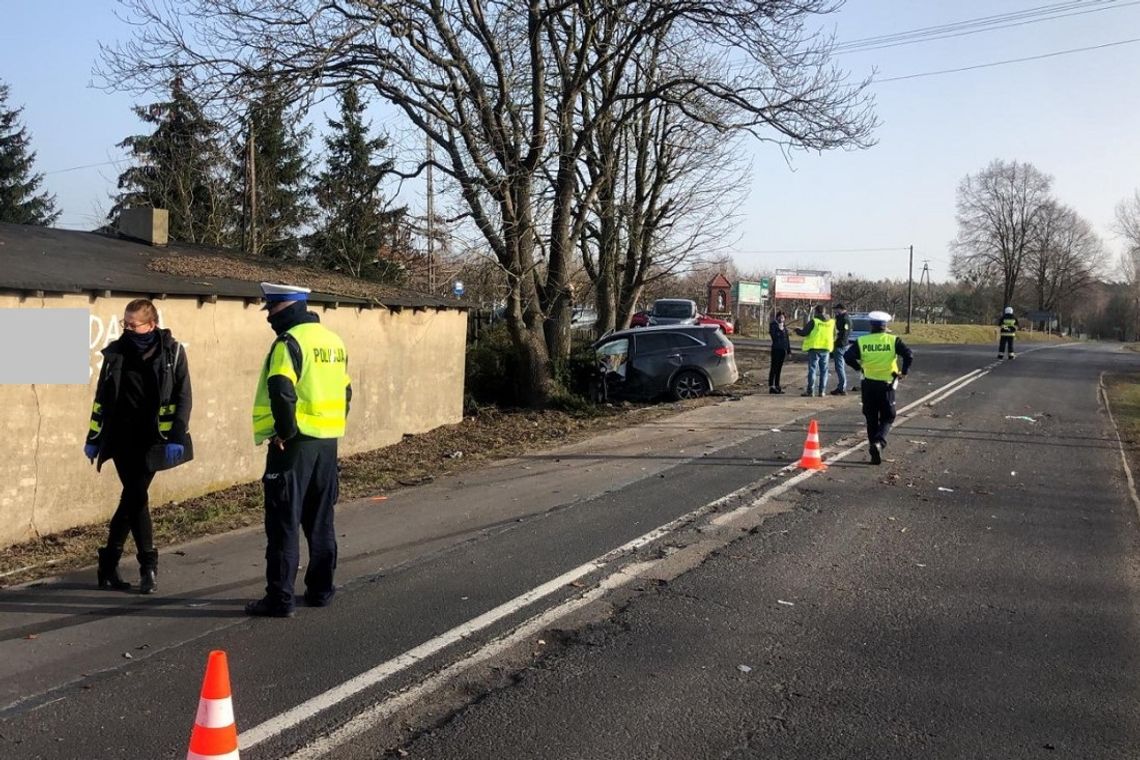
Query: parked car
846 312 873 345
592 325 738 402
696 313 735 334
646 298 699 326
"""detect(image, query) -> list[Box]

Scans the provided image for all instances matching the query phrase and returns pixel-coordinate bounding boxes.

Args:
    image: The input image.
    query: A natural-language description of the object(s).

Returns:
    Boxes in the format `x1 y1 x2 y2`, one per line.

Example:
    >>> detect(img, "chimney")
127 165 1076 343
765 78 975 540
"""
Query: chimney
118 207 170 247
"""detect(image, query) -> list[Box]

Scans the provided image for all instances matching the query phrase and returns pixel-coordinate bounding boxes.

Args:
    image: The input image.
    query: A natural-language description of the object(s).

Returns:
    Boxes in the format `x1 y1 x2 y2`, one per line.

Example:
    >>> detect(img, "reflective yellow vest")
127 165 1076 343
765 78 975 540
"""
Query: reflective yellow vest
252 323 349 444
1001 317 1017 335
802 318 835 352
857 332 900 382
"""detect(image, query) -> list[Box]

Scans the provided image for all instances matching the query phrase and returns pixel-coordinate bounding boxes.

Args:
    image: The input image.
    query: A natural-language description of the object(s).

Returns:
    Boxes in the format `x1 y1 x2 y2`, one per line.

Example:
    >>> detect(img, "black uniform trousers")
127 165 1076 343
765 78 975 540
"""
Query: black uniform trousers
860 379 897 446
262 437 340 610
109 445 156 553
769 348 787 389
999 335 1015 355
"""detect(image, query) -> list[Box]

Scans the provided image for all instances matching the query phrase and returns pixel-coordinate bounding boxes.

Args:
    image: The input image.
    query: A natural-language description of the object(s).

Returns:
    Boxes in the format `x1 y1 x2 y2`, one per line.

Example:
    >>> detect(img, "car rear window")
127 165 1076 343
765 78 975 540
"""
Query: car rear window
653 301 695 318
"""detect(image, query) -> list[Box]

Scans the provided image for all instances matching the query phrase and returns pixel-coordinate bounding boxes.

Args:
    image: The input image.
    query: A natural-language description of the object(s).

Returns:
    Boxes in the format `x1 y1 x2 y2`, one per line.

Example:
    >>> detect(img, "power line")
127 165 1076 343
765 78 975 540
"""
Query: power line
876 36 1140 82
836 0 1122 52
837 1 1140 54
42 158 128 175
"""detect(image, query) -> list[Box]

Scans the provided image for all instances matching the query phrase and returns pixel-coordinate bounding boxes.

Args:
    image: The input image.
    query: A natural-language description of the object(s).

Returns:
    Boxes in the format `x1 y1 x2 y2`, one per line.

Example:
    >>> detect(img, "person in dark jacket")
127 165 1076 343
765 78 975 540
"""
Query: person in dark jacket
768 311 791 393
830 303 851 395
84 299 192 593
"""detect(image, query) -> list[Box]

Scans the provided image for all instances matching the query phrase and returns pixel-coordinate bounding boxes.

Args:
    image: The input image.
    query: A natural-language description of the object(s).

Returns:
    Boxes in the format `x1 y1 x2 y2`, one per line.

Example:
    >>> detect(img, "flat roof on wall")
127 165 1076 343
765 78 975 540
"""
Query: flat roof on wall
0 224 464 309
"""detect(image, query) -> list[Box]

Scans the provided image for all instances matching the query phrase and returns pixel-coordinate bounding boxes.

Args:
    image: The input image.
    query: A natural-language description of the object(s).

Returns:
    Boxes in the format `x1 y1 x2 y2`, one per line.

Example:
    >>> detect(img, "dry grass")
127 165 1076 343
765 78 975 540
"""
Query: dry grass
1105 375 1140 481
901 323 1070 346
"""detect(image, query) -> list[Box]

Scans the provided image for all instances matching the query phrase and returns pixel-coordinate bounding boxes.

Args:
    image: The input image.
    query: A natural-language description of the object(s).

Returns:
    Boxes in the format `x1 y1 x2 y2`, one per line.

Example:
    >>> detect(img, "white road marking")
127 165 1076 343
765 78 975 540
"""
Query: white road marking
241 363 996 754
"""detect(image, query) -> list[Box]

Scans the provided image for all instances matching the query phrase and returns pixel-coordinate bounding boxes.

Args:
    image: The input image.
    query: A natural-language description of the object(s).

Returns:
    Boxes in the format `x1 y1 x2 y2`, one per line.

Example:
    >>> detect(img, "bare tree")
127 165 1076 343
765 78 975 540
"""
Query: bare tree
1022 201 1103 321
101 0 876 405
1116 190 1140 257
951 160 1053 308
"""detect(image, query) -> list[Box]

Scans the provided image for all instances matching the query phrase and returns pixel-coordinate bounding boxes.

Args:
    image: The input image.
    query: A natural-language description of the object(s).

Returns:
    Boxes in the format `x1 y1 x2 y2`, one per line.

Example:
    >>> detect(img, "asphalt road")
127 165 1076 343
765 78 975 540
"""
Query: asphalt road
3 342 1139 759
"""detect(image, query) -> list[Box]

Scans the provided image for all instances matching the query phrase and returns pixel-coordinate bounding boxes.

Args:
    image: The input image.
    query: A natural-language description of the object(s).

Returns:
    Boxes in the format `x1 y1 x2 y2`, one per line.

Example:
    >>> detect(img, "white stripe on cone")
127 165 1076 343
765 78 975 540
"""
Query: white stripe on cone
195 697 236 730
187 750 240 760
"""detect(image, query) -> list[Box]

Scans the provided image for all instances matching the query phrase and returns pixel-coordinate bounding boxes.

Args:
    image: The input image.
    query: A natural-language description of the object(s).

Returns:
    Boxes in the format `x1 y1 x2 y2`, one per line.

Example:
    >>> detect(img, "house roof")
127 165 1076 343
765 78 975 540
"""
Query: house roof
0 224 462 309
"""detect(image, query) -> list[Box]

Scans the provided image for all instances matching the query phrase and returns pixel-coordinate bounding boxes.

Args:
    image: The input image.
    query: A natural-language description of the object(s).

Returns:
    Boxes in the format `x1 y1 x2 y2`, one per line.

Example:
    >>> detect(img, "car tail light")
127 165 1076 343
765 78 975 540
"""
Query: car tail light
714 345 733 357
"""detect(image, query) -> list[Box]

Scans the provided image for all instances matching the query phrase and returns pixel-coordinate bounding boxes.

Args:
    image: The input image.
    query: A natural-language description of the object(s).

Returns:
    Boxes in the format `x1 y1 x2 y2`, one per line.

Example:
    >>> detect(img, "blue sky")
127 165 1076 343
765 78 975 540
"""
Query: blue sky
1 1 1138 281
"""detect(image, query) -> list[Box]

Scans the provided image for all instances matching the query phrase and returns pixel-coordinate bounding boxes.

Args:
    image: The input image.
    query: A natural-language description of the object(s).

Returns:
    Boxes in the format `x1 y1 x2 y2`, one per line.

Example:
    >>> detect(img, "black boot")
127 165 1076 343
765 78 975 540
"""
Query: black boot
97 547 132 591
138 549 158 594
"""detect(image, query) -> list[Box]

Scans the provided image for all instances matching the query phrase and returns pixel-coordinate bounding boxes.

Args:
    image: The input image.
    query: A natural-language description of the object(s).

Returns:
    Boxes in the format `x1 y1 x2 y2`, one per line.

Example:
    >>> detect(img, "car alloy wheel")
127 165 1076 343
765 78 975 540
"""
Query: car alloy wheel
672 370 709 401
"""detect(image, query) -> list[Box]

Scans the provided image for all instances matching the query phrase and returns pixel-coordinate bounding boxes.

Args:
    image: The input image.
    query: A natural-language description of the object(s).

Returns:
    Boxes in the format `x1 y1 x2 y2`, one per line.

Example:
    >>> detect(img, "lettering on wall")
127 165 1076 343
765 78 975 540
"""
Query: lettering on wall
88 308 190 380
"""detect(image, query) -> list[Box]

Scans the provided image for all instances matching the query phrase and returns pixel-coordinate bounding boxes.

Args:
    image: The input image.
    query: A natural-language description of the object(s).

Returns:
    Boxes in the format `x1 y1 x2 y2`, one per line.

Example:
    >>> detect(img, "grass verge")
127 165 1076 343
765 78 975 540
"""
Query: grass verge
1104 373 1140 483
900 323 1070 346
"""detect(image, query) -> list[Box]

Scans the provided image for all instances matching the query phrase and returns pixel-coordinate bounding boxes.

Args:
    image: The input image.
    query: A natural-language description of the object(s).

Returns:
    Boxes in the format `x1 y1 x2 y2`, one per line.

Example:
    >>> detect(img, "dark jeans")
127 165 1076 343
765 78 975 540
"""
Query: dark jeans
769 348 787 388
999 335 1015 355
861 380 897 445
108 448 156 552
262 437 340 610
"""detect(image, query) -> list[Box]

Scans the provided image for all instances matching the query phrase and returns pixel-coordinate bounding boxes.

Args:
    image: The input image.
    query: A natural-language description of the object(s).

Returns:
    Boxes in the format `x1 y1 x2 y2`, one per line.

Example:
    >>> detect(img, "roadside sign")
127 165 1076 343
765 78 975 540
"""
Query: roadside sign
732 281 766 305
774 269 831 301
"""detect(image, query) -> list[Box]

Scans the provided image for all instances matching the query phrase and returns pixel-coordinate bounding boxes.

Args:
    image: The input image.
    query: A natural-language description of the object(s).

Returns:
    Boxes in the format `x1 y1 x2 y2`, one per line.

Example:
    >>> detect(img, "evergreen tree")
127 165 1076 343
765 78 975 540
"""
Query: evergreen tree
0 80 59 226
111 76 232 245
310 85 410 281
235 86 311 259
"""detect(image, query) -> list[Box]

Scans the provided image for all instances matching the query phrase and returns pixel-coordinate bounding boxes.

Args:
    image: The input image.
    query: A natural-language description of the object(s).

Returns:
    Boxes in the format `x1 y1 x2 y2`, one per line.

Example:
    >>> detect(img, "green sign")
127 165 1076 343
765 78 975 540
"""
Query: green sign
733 280 768 305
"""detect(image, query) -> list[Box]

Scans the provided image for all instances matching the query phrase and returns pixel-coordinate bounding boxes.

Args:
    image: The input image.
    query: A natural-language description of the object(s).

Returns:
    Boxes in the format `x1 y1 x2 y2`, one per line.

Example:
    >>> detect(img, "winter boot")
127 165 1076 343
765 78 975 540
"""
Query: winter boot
97 547 132 591
138 549 158 595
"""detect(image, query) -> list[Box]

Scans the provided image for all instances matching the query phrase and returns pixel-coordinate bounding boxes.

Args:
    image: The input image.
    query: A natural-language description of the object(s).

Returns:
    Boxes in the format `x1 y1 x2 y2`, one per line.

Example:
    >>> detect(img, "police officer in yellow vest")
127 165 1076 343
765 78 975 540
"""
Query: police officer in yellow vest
796 305 835 397
843 311 913 465
998 306 1019 359
246 282 351 618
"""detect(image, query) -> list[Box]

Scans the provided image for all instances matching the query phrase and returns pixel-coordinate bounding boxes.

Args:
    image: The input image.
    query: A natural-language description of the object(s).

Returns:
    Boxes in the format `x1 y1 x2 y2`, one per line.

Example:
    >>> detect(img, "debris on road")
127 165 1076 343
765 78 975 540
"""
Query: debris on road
777 599 795 607
1004 416 1037 423
737 664 753 673
122 652 133 660
937 487 955 493
908 440 928 445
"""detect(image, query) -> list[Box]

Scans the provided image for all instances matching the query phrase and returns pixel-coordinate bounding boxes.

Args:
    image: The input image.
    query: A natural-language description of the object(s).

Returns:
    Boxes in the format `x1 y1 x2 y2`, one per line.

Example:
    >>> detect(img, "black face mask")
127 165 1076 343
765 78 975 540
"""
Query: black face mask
125 329 159 352
267 301 307 334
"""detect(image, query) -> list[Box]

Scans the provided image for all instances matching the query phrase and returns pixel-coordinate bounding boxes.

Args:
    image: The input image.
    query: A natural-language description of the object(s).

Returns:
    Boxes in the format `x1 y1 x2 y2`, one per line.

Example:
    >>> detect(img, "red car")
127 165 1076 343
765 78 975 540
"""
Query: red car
697 314 735 334
629 311 733 333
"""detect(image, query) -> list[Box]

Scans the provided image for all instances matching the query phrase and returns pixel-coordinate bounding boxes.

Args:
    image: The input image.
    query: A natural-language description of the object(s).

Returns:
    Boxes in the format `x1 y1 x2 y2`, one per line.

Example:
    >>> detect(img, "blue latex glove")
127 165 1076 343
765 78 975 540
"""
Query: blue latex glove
164 443 185 466
83 443 98 463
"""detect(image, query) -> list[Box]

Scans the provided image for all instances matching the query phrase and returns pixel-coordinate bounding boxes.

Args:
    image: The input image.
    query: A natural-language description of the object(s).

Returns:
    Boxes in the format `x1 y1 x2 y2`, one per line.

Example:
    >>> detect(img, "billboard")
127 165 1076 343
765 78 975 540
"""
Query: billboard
732 279 769 305
774 269 831 301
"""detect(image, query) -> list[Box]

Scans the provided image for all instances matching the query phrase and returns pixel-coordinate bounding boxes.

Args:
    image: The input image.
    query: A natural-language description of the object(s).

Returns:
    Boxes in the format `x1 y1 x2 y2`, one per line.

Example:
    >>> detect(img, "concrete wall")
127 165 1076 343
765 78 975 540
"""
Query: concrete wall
0 294 467 548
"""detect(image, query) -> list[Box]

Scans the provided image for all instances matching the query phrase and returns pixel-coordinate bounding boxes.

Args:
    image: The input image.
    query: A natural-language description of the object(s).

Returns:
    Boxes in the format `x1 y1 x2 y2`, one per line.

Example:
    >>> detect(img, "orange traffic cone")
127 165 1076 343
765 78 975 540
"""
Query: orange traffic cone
187 650 240 760
797 419 828 471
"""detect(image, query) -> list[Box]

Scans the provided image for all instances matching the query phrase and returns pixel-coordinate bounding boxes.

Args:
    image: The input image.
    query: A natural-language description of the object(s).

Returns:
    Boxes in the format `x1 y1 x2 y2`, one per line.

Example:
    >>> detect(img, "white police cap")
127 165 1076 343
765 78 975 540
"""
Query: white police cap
868 310 892 323
260 282 312 310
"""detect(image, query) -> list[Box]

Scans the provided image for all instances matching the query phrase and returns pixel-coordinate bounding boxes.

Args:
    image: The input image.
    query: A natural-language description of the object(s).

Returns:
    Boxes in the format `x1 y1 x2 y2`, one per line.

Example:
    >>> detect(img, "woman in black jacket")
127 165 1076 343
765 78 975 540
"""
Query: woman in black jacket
769 311 791 394
84 299 192 594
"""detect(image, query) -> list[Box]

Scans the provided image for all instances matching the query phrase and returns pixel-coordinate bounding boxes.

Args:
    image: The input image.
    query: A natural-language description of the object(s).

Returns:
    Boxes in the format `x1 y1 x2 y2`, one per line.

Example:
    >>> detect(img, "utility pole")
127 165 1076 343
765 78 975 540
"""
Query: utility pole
426 134 435 293
906 244 913 335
